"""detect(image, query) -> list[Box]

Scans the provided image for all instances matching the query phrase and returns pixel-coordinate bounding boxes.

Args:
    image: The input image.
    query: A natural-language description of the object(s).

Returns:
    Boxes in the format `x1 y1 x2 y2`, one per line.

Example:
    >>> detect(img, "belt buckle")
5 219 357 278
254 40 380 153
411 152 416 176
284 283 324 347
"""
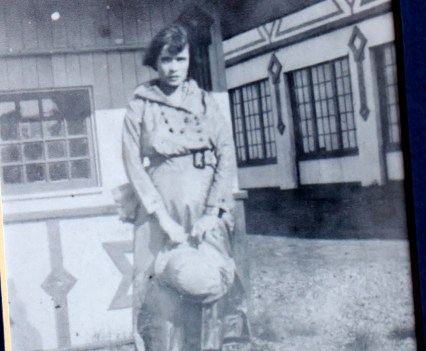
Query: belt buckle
193 150 205 169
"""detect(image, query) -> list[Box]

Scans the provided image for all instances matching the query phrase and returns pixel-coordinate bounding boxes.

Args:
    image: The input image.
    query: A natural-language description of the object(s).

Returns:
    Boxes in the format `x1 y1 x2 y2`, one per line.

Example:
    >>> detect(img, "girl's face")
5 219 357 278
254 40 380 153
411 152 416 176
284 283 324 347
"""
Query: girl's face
156 44 190 88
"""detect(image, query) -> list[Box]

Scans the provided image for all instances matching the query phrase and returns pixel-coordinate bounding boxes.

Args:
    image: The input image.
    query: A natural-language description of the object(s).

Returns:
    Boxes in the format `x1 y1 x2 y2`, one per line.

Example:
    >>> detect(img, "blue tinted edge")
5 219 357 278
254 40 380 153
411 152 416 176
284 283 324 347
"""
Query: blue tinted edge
398 0 426 349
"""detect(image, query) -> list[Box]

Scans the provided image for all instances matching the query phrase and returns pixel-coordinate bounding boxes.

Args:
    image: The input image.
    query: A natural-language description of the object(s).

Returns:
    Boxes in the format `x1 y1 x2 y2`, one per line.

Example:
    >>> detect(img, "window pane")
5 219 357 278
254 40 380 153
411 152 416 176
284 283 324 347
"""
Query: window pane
49 162 69 181
342 131 349 148
349 131 357 148
26 163 46 182
47 141 66 159
71 159 91 179
0 115 19 141
3 165 23 184
20 100 40 119
42 98 60 118
1 145 21 163
67 118 87 135
20 120 42 140
23 143 44 161
69 138 89 157
0 101 16 117
44 119 65 138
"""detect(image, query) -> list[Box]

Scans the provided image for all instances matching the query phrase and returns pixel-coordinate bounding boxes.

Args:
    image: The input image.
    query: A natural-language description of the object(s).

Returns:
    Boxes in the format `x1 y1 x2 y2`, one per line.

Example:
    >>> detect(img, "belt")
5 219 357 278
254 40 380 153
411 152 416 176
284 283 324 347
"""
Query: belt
148 148 217 169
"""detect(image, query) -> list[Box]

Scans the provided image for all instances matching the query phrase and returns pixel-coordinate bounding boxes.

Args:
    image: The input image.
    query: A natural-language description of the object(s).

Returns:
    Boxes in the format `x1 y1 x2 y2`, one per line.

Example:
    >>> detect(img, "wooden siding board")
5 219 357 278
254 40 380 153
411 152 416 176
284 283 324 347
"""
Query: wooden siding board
106 52 125 108
0 1 7 52
80 4 97 47
122 1 139 45
162 0 179 25
22 57 40 89
120 51 138 101
35 2 54 50
5 58 24 90
93 0 111 47
107 0 125 46
65 55 82 86
4 2 24 52
92 52 110 109
22 0 40 51
0 58 10 91
52 55 68 87
51 5 68 49
63 0 82 48
148 0 165 38
134 51 154 84
79 54 96 87
135 0 152 45
36 56 54 88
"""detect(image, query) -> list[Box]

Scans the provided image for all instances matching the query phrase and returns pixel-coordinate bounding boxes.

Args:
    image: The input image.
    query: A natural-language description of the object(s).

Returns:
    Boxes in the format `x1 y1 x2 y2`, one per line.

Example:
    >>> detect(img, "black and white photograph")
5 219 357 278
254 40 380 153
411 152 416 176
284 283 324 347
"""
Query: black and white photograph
0 0 418 350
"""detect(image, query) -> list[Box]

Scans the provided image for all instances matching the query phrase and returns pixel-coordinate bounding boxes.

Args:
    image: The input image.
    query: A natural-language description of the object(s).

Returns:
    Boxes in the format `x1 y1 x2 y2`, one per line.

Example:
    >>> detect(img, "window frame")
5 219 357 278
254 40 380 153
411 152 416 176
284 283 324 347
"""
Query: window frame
288 56 359 161
373 42 401 152
229 79 278 167
0 86 99 195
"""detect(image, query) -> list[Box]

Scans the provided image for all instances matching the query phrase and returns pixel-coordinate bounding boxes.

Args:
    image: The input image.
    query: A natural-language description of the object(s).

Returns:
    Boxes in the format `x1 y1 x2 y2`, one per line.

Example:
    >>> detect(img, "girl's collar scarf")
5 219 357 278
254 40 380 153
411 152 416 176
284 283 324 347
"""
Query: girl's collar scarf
133 79 205 115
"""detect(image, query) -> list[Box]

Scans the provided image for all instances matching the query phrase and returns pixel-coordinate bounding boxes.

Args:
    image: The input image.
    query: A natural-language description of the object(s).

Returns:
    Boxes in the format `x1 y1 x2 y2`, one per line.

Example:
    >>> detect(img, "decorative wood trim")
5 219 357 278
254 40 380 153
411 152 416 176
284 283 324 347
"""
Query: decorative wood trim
225 3 391 67
348 26 370 120
36 338 134 351
3 205 118 224
268 54 285 134
103 241 133 310
275 0 345 37
4 191 247 224
41 220 76 348
0 44 148 59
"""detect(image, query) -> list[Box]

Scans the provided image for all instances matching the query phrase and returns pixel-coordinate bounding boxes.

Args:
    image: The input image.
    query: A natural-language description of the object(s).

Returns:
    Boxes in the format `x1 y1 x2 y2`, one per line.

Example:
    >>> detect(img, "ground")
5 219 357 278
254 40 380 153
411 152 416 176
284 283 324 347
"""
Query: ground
104 235 417 351
244 235 416 351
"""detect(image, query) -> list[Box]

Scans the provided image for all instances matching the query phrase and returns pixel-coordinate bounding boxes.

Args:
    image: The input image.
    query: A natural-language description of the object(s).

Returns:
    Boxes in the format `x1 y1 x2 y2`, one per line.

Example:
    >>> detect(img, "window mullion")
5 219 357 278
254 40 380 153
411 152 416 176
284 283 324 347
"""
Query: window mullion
38 98 51 183
230 91 239 162
331 61 343 150
307 68 320 153
239 89 250 163
15 99 28 185
256 82 267 160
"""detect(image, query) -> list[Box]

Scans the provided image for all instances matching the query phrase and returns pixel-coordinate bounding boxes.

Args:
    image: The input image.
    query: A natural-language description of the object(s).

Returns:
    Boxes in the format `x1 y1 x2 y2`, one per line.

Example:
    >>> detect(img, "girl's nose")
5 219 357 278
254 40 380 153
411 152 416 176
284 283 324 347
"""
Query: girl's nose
170 59 179 70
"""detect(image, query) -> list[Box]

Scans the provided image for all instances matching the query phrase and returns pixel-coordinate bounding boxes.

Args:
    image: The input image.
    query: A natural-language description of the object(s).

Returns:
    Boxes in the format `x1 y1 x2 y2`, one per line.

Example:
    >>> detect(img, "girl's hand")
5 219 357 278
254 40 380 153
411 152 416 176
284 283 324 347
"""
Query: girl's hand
190 215 221 243
155 206 188 244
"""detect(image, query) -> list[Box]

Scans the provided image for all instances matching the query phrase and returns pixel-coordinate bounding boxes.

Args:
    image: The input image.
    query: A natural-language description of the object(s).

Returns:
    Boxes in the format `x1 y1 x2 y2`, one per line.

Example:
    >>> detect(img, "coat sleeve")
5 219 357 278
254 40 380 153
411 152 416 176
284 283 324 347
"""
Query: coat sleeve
122 98 165 215
205 93 237 214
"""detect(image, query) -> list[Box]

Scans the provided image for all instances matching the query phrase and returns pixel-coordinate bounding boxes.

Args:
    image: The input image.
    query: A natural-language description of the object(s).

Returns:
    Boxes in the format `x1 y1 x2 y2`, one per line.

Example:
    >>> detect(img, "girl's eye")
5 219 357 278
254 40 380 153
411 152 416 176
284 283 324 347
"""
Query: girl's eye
160 57 172 63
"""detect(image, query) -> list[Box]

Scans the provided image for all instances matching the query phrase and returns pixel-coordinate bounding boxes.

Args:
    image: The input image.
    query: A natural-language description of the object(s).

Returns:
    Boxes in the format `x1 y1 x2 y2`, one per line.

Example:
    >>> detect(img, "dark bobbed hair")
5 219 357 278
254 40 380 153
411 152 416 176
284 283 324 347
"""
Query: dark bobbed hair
143 23 197 73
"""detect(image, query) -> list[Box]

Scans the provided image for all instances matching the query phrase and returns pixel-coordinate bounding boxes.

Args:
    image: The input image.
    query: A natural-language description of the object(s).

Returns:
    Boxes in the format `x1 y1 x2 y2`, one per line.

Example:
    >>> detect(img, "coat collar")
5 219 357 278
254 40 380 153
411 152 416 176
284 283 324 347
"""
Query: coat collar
133 79 205 114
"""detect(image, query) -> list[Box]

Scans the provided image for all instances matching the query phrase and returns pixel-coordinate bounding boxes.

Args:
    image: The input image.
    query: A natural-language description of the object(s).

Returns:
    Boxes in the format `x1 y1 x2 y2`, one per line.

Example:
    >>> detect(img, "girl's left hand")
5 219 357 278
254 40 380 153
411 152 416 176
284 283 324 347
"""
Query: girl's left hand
190 215 220 243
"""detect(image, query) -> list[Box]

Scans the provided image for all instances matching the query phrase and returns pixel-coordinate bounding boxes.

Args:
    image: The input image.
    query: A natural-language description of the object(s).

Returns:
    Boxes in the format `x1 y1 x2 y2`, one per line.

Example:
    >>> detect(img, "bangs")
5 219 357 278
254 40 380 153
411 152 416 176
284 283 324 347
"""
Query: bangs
144 24 190 69
164 42 187 56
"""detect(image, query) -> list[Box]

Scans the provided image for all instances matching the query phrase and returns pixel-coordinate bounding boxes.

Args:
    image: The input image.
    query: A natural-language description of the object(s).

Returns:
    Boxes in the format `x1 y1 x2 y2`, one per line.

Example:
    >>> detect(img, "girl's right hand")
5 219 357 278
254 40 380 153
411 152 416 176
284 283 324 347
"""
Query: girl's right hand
155 207 188 244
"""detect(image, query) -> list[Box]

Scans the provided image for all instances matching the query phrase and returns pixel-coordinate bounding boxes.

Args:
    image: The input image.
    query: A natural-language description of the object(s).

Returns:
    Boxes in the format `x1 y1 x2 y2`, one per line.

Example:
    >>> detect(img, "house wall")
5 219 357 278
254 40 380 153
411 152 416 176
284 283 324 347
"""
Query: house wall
224 0 404 190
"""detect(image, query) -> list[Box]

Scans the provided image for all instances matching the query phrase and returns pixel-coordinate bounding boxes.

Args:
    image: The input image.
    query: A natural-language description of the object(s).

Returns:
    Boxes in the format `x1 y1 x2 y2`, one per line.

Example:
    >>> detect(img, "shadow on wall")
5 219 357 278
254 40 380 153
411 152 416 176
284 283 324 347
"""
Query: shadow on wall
8 279 43 351
244 182 408 239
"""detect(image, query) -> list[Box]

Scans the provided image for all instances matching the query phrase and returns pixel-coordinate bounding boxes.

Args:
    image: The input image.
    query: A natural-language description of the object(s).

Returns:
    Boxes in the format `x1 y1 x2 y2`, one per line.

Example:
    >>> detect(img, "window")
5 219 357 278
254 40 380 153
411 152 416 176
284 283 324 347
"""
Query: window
289 57 358 159
373 43 400 150
0 88 98 194
230 80 277 166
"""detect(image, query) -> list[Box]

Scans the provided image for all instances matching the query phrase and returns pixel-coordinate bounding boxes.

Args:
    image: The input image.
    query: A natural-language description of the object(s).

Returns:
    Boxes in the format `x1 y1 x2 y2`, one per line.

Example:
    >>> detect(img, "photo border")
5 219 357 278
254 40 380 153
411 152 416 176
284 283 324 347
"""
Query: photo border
0 1 424 350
